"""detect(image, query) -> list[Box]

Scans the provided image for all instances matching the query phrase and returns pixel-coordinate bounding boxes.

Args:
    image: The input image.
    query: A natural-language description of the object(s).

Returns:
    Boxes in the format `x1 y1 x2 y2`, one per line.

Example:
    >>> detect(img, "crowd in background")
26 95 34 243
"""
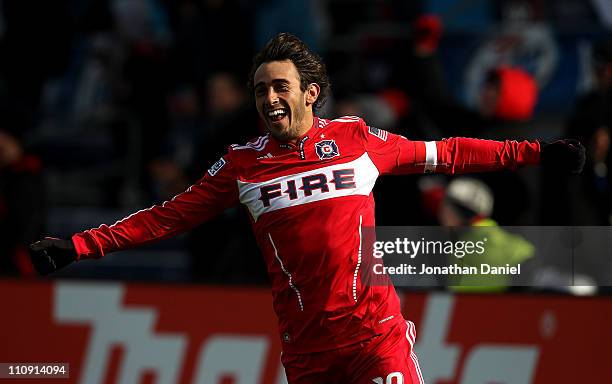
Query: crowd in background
1 0 612 287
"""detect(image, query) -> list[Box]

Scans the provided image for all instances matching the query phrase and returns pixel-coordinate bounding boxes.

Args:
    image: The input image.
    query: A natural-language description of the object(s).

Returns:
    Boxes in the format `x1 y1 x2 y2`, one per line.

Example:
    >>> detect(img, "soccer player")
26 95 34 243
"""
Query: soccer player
30 33 585 383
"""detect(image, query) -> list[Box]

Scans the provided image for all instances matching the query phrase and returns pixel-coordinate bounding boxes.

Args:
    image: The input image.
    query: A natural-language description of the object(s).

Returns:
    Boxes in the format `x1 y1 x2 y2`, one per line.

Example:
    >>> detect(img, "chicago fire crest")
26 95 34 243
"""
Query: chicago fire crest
315 140 340 160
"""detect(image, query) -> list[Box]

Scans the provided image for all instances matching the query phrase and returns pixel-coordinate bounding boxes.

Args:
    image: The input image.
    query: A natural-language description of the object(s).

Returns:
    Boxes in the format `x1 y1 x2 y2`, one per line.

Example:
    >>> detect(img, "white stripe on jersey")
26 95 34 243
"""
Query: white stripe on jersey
332 115 360 123
232 135 270 151
238 153 379 221
269 233 304 311
318 118 330 128
352 215 363 302
424 141 438 173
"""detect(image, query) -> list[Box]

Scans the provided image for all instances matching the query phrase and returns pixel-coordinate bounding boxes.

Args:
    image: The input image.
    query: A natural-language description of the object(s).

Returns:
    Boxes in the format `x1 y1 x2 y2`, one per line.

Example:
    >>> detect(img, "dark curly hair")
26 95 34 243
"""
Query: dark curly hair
248 33 330 112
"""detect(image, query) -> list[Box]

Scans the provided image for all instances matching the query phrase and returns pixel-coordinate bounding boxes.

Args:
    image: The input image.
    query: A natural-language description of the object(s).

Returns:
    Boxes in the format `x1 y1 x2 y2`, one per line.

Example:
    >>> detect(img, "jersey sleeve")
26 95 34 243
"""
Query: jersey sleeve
358 119 540 175
71 155 240 259
431 137 540 174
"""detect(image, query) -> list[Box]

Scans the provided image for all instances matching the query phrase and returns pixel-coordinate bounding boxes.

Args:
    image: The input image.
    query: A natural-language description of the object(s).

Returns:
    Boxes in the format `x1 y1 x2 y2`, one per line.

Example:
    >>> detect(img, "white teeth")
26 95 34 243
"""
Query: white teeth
267 109 286 117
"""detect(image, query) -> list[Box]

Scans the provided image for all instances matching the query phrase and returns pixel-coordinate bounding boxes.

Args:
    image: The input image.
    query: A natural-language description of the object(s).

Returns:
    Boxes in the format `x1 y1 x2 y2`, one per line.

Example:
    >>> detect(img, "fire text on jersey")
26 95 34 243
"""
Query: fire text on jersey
259 169 356 207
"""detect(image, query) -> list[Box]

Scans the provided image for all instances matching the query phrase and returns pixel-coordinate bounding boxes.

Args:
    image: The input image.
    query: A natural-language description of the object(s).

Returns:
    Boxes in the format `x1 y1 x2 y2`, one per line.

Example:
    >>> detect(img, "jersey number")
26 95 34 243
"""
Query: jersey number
372 372 403 384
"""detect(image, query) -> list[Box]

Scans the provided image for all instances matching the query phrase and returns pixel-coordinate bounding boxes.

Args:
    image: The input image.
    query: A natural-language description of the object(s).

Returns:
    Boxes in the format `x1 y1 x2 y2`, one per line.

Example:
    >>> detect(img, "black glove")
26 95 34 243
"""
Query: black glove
540 139 586 174
28 237 77 276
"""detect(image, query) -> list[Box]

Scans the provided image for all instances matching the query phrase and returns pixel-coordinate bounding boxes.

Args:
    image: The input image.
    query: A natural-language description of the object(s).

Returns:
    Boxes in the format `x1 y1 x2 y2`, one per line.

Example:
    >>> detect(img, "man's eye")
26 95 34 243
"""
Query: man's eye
276 85 289 92
255 89 266 96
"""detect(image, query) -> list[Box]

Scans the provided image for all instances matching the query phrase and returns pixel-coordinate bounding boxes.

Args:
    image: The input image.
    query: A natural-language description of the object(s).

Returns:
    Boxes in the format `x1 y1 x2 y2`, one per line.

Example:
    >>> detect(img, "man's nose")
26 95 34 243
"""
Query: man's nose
266 89 279 106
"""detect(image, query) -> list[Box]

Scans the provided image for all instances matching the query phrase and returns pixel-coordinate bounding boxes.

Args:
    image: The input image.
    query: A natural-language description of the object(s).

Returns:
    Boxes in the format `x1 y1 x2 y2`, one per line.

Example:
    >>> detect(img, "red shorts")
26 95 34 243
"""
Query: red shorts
282 320 425 384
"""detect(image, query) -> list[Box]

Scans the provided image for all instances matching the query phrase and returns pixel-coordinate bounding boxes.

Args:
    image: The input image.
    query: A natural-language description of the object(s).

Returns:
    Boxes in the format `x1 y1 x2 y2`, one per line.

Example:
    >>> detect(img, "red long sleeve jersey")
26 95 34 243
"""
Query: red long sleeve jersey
72 116 540 353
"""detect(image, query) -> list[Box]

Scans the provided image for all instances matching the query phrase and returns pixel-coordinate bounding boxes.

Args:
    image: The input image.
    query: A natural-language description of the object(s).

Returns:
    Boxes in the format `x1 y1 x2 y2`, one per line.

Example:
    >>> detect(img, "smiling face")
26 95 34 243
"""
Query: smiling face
253 60 320 143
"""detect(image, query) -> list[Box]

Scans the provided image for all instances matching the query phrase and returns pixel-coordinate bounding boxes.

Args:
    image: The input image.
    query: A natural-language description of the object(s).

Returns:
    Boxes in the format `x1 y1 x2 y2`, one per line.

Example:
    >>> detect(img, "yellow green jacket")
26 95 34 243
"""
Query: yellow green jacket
449 218 535 292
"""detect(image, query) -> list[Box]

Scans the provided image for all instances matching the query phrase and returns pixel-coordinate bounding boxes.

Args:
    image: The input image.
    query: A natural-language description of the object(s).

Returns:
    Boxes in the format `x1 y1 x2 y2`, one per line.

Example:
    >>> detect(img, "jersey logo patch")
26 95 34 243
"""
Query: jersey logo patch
368 126 388 141
207 157 226 176
315 140 340 160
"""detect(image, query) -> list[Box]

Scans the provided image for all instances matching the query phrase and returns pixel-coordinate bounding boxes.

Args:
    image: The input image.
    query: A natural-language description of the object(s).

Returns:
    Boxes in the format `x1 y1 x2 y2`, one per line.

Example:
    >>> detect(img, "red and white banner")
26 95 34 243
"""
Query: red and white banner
0 280 611 383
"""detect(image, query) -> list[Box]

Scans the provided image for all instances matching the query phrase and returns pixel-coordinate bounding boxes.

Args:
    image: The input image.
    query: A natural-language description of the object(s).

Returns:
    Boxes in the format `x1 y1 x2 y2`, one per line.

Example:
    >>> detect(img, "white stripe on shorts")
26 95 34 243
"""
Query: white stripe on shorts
405 321 425 383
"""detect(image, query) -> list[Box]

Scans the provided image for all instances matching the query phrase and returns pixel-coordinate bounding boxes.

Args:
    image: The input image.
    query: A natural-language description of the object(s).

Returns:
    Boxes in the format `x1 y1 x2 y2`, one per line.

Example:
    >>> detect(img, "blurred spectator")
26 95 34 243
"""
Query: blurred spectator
198 73 256 158
28 0 172 208
183 72 266 284
0 130 45 277
478 67 538 122
439 178 535 292
415 62 539 139
366 14 538 225
547 37 612 225
122 38 173 201
148 72 257 198
396 14 539 225
147 70 266 283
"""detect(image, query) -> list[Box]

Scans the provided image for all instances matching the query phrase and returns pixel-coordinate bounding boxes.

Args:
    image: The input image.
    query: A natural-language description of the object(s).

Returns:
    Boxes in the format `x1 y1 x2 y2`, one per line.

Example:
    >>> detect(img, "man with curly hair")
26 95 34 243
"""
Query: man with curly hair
31 33 584 383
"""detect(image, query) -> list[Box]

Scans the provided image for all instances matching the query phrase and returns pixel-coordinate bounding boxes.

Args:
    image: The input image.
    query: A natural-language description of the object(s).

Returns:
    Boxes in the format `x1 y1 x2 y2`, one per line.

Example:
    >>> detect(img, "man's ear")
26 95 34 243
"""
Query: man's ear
305 83 321 106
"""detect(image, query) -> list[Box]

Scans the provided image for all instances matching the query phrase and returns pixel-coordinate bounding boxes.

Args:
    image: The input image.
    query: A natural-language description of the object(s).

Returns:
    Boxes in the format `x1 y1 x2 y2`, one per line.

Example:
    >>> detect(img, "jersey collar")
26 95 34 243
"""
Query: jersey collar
272 116 321 150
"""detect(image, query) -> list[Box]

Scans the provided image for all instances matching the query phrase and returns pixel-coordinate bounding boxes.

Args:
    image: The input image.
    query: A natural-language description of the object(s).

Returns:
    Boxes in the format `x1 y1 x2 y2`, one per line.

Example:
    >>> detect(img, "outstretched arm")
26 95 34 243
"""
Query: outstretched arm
29 156 239 275
360 120 584 175
412 137 540 174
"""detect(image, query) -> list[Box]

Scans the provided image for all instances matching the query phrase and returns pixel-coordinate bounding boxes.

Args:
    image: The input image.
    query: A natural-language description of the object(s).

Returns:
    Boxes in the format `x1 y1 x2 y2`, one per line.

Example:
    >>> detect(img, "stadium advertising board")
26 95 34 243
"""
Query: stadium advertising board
0 280 610 383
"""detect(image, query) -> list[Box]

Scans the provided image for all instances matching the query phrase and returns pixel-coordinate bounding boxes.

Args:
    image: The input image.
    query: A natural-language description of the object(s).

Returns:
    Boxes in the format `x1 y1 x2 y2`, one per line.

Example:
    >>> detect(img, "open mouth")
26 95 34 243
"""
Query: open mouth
267 108 288 123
